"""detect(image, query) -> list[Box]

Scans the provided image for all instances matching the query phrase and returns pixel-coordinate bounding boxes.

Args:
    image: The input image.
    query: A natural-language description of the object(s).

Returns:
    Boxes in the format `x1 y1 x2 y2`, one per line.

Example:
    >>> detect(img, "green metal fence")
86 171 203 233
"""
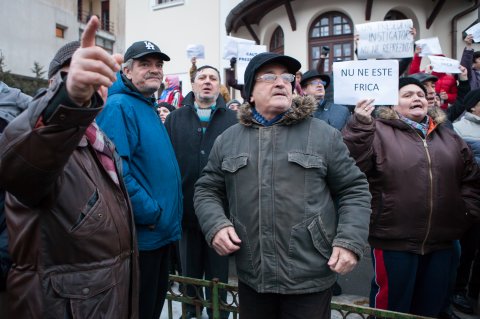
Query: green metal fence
166 275 433 319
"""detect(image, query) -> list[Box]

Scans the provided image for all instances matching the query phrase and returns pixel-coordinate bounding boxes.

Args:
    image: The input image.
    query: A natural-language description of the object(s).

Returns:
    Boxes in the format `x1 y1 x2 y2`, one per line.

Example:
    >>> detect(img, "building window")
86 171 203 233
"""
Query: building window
308 12 353 72
269 27 284 54
95 36 114 54
56 24 67 38
151 0 184 10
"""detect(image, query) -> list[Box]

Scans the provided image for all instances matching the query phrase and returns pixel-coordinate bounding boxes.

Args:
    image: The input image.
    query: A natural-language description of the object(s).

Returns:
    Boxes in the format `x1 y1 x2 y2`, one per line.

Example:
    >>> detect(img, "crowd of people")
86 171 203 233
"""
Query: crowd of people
0 15 480 319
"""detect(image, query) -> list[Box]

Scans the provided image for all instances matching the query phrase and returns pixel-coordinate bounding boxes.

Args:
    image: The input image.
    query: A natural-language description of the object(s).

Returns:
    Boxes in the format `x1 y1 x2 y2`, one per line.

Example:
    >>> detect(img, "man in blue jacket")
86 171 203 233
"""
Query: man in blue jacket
97 41 182 319
301 70 351 131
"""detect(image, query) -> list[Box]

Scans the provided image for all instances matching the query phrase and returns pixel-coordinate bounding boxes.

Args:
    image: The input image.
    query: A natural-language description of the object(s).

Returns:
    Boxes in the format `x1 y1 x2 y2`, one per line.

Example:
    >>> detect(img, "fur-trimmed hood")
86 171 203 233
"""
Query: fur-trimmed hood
237 95 317 126
375 106 447 126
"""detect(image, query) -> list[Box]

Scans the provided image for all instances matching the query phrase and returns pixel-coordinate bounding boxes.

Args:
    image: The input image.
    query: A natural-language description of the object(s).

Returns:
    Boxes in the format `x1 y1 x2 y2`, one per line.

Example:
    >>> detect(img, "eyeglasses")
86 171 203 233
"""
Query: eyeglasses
256 73 295 83
308 80 326 86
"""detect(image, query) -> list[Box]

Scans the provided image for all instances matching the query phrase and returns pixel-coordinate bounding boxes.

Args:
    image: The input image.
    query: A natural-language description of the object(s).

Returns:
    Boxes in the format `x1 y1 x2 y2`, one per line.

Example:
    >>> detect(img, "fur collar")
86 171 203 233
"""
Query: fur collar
237 96 317 126
375 106 447 125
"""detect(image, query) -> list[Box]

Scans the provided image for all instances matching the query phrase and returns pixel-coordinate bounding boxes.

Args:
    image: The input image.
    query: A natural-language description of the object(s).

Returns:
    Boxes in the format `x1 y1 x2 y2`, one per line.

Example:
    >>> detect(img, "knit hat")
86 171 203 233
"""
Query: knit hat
243 52 301 100
463 89 480 112
227 99 241 108
48 41 80 79
157 102 175 112
399 77 427 96
124 41 170 62
300 70 331 88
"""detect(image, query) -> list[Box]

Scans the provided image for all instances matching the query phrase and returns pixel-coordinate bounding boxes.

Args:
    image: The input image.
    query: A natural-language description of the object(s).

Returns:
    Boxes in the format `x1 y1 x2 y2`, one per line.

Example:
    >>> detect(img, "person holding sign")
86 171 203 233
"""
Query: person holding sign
460 34 480 90
194 52 371 319
342 77 480 318
0 16 139 318
300 70 350 131
409 47 457 110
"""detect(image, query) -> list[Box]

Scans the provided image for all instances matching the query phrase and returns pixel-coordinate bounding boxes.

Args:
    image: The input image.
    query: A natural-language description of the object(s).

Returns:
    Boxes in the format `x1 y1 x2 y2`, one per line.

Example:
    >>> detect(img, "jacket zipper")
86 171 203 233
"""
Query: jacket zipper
420 137 434 255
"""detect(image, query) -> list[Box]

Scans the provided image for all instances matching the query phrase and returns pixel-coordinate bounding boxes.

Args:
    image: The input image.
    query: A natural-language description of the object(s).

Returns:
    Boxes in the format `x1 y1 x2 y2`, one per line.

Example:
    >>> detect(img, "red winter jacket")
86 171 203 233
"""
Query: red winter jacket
409 54 457 110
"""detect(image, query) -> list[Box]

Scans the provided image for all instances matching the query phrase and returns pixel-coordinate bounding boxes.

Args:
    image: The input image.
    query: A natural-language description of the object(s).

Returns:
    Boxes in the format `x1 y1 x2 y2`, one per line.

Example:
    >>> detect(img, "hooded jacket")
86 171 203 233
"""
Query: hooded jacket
0 76 139 318
97 72 183 251
164 92 237 230
342 107 480 254
194 96 371 294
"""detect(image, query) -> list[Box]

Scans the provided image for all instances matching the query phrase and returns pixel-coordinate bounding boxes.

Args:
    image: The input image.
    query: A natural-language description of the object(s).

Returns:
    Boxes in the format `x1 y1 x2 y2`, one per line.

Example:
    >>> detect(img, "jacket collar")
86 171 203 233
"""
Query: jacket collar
375 106 447 127
237 95 317 127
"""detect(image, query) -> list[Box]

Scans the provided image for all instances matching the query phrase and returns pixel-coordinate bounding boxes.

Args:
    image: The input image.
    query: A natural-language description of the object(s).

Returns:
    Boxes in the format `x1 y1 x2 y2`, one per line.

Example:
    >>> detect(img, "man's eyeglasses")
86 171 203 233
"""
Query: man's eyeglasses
256 73 295 83
308 80 326 86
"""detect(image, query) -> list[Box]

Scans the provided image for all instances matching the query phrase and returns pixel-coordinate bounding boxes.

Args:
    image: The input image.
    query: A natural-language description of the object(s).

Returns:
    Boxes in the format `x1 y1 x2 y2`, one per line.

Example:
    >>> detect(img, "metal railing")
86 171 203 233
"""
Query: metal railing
77 10 114 33
166 275 433 319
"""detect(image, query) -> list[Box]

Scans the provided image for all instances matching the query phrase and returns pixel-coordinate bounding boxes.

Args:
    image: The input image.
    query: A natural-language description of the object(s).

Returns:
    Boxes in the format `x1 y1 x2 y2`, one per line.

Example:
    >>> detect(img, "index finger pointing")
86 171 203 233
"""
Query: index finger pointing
81 15 100 48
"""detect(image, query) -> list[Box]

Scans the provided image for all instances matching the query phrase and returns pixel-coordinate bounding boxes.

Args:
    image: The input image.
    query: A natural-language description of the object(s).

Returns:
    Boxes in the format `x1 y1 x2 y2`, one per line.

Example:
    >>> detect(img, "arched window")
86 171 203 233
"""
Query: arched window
269 26 284 54
308 12 353 73
384 10 408 21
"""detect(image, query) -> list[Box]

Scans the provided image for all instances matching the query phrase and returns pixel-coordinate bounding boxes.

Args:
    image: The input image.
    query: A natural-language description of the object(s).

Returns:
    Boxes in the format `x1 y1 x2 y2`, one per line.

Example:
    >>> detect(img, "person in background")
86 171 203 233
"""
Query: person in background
409 47 457 110
157 101 175 123
300 70 350 131
194 52 371 319
226 98 241 112
159 75 183 108
450 89 480 316
0 16 139 318
342 77 480 318
97 40 182 319
460 34 480 90
165 65 237 319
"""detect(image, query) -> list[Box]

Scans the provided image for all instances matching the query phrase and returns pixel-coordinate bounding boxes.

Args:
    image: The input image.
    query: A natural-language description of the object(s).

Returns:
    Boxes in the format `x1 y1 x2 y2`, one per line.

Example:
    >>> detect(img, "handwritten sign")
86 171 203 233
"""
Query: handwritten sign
465 22 480 42
236 43 267 85
223 36 256 60
356 19 414 59
415 37 442 57
428 55 461 74
333 60 399 105
186 44 205 59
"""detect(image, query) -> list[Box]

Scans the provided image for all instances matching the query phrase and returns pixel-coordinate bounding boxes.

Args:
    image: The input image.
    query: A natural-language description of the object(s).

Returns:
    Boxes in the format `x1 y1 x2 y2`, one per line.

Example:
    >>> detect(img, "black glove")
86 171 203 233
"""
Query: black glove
230 57 237 68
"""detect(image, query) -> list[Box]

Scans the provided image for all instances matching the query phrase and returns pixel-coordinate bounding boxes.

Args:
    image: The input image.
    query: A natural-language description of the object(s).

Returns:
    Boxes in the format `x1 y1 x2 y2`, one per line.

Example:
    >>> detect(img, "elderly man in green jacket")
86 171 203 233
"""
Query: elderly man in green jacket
194 52 371 319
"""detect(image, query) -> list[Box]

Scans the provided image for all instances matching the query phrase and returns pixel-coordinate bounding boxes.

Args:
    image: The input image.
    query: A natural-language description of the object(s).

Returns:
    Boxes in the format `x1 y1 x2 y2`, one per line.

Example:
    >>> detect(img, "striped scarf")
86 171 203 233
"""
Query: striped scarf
398 113 430 138
84 122 119 185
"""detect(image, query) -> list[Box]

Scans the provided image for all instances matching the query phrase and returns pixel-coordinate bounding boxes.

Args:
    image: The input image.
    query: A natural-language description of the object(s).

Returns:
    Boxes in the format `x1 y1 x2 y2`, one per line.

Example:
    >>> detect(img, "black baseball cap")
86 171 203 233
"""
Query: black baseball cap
243 52 301 100
408 72 438 84
124 41 170 62
300 70 331 89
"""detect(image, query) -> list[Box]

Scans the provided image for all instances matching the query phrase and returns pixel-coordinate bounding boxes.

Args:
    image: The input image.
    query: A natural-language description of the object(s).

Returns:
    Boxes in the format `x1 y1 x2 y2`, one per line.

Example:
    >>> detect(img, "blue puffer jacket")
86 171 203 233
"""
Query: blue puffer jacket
97 72 183 250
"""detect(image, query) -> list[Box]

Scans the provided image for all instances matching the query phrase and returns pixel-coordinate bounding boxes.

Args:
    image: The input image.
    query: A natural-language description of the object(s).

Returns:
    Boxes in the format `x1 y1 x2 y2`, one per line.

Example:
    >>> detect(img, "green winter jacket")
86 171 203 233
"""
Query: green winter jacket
194 96 371 294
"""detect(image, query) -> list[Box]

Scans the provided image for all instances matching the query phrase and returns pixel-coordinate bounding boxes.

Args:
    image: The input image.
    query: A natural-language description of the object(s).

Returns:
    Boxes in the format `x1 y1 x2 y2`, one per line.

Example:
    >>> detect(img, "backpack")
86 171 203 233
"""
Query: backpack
0 81 31 291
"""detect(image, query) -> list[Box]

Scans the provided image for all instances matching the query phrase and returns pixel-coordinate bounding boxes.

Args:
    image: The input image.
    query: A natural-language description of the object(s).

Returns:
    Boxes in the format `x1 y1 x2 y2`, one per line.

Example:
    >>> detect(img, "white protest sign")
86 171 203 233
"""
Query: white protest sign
356 19 414 59
333 60 399 105
236 43 267 85
428 55 461 74
415 37 442 57
465 22 480 42
186 44 205 59
223 36 256 60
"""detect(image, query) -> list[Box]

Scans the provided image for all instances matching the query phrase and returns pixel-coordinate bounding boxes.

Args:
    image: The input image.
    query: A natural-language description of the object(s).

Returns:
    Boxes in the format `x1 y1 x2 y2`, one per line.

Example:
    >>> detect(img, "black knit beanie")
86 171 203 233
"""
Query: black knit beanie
48 41 80 79
399 77 427 96
463 89 480 112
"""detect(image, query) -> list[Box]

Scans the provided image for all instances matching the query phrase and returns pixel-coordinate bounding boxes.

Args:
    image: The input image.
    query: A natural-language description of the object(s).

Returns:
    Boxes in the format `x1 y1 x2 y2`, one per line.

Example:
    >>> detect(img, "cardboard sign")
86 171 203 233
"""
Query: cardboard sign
236 43 267 85
428 55 461 74
223 36 256 60
465 22 480 42
415 37 442 57
356 19 414 59
186 44 205 59
333 60 399 105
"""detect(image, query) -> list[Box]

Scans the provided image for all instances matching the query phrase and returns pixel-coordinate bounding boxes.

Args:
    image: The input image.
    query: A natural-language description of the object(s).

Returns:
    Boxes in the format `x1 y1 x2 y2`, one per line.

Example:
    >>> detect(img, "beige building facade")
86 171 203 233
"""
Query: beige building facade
0 0 125 79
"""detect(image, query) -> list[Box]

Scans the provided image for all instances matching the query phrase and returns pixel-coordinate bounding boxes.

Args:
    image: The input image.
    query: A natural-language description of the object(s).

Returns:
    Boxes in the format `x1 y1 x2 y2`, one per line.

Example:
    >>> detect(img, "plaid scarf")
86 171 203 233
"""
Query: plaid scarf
398 113 430 138
84 122 119 185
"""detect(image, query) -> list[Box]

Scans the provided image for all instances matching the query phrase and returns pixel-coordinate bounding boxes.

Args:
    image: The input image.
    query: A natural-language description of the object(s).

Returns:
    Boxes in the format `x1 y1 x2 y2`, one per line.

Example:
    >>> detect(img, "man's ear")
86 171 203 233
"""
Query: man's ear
250 96 254 103
123 67 132 80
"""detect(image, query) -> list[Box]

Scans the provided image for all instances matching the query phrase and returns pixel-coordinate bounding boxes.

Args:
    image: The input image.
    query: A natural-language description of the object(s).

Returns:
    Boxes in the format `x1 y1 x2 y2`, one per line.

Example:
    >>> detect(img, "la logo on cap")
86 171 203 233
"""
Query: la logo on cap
144 41 155 50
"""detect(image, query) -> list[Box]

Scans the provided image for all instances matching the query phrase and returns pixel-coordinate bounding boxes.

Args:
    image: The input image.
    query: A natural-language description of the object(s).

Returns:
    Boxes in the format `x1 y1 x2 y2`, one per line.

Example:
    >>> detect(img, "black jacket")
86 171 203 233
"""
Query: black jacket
164 92 238 229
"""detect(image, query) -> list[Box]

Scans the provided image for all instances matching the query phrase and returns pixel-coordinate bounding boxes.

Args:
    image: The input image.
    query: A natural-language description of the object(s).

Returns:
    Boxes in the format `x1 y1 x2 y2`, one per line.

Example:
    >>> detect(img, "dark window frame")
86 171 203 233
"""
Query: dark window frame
269 26 285 55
